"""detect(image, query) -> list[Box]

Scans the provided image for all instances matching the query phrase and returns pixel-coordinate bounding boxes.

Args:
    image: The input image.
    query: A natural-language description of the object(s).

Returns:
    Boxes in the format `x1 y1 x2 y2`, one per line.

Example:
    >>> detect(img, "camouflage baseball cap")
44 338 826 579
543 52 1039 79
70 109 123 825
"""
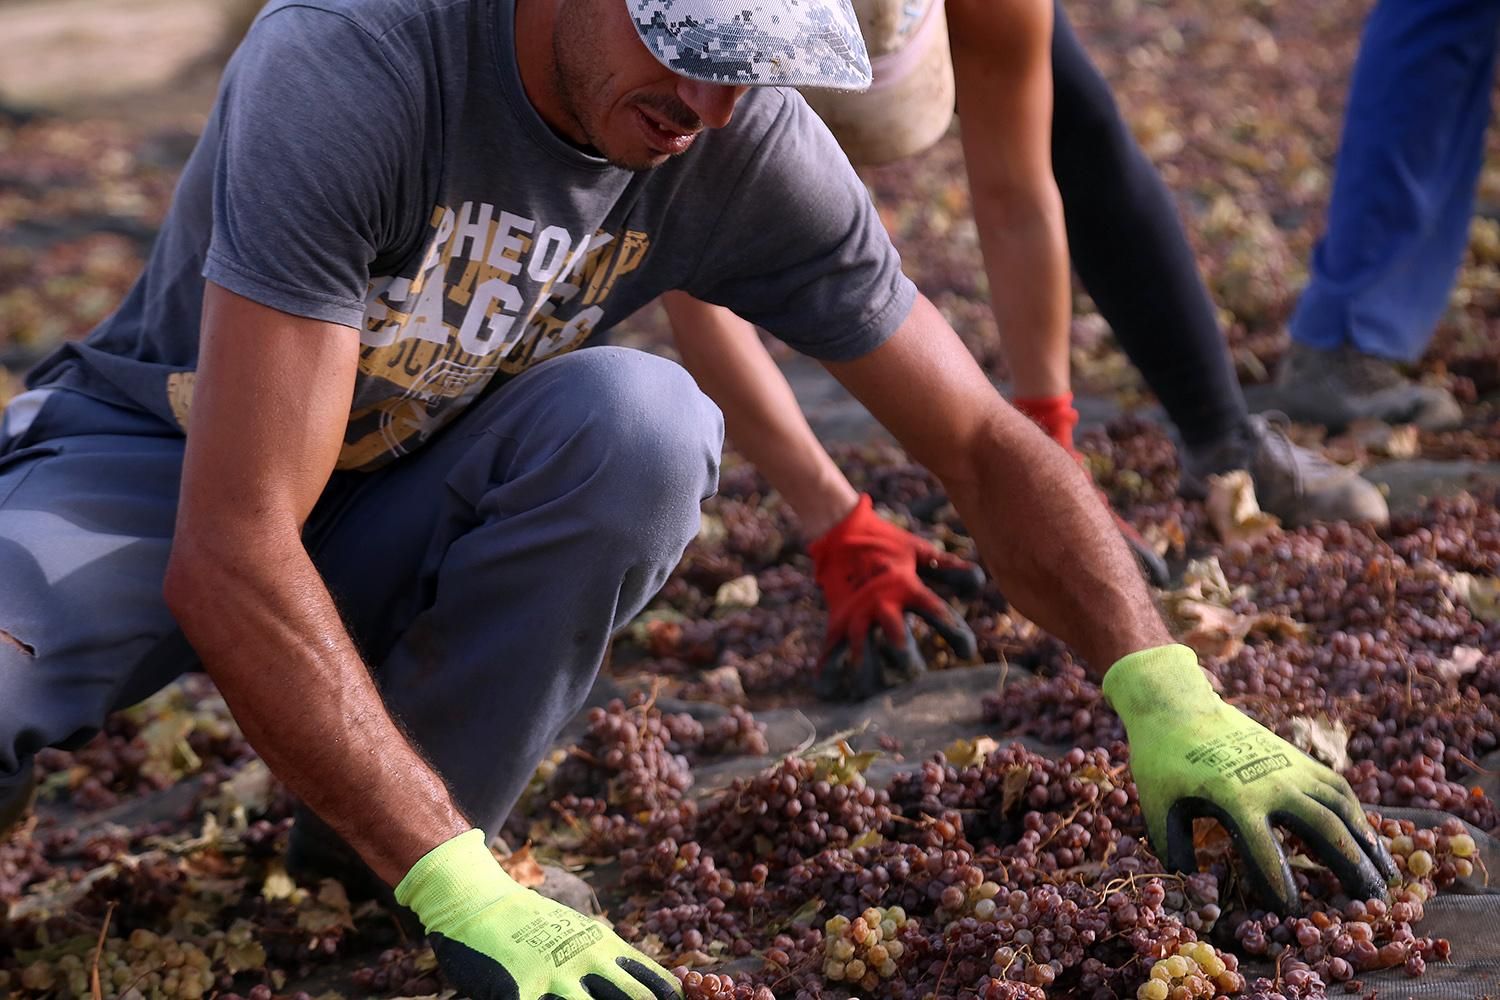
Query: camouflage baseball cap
628 0 873 91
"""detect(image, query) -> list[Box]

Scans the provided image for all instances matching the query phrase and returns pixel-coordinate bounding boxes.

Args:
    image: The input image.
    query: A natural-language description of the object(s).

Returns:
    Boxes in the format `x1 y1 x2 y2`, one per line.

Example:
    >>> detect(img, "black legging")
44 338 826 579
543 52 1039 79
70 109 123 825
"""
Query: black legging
1050 3 1247 448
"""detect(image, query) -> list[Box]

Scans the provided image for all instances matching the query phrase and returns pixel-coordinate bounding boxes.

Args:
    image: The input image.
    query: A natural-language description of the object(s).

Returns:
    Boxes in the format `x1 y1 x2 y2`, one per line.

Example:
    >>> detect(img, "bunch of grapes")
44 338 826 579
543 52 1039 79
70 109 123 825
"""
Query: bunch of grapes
618 839 764 959
1077 416 1185 507
1137 942 1246 999
31 679 253 812
972 978 1049 1000
675 968 776 1000
690 706 773 758
1241 963 1329 1000
1222 814 1468 987
1343 755 1498 829
887 744 1142 855
980 664 1125 748
696 754 893 874
350 946 441 996
16 928 218 1000
821 907 916 989
0 821 57 905
544 699 701 837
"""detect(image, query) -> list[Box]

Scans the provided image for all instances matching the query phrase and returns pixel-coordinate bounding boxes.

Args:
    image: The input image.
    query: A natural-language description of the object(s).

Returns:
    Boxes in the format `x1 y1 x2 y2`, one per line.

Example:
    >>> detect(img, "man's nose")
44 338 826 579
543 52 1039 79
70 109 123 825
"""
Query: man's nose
674 79 749 129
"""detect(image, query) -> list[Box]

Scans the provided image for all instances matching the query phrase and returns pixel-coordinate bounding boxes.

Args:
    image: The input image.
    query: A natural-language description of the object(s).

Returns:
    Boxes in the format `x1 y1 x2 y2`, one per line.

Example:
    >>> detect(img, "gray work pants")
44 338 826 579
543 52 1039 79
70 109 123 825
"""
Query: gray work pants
0 347 723 834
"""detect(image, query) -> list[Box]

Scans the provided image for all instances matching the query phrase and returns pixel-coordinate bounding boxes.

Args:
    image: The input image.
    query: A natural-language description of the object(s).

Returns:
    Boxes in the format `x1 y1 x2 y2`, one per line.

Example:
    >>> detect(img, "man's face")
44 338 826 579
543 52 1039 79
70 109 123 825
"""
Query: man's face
552 0 750 170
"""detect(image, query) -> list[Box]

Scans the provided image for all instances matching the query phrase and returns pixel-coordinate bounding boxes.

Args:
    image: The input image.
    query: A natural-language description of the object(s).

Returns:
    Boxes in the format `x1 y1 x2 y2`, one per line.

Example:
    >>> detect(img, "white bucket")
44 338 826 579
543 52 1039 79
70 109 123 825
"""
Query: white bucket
801 0 955 166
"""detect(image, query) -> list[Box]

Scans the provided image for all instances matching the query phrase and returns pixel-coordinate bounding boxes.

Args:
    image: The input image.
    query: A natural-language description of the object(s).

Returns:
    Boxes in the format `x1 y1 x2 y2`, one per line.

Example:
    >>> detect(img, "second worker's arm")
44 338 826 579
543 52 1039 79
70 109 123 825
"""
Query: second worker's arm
663 291 984 697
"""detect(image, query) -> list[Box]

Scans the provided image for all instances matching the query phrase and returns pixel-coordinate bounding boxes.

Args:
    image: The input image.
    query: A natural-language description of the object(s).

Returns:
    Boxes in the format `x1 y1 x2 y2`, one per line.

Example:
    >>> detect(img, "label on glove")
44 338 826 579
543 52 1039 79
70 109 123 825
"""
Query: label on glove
1184 726 1293 786
512 911 606 967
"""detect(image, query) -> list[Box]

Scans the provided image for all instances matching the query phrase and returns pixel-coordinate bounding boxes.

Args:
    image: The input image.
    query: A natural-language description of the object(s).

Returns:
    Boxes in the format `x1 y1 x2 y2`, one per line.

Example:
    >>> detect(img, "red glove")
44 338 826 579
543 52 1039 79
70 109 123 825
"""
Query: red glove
1015 393 1171 588
808 494 984 700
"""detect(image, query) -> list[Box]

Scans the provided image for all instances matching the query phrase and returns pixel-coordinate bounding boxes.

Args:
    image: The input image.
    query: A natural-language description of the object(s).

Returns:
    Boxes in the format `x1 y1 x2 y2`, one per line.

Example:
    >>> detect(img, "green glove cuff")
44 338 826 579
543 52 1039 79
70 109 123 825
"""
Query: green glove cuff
1101 643 1217 723
395 828 519 936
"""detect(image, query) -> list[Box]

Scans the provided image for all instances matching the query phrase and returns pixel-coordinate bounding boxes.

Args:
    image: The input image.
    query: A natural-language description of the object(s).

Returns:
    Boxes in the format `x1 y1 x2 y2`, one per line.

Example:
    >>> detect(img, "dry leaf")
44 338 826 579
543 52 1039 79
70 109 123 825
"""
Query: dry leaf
1288 714 1350 772
499 843 548 888
690 663 747 704
214 759 274 821
999 764 1032 816
1453 573 1500 623
696 513 727 545
1435 645 1485 684
714 574 760 610
261 867 296 901
297 880 356 935
1162 559 1304 658
1192 817 1233 866
1205 470 1280 545
222 919 268 974
1142 517 1187 559
1178 603 1249 659
1347 420 1420 459
942 736 999 769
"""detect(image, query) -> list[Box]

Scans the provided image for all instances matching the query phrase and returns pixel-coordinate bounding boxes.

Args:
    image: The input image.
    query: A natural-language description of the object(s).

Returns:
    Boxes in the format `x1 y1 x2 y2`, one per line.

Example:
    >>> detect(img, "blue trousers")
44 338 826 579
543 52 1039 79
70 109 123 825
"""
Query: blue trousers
0 348 722 835
1289 0 1500 362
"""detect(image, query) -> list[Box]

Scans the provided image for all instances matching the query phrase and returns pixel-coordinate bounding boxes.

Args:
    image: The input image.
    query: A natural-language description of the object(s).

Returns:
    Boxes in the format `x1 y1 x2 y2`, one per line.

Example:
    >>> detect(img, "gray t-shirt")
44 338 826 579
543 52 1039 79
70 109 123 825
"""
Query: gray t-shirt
26 0 914 471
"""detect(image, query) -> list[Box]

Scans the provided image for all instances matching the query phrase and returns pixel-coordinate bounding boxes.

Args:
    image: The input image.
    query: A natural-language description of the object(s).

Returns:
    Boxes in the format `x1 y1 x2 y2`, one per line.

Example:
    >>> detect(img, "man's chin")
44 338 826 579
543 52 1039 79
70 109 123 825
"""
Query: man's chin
598 141 671 172
591 120 685 171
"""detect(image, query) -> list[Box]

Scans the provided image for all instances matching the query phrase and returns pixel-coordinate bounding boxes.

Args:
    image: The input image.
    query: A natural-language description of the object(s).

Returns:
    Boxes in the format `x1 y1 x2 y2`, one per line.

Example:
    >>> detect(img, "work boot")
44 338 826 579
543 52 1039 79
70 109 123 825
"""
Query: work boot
1181 413 1390 529
1269 342 1463 432
1 763 36 840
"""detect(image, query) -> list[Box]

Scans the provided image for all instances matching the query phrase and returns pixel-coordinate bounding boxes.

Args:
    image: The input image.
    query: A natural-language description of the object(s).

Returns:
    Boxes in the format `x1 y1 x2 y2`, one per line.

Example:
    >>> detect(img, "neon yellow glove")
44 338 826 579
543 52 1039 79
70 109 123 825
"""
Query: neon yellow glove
1103 645 1396 912
396 829 681 1000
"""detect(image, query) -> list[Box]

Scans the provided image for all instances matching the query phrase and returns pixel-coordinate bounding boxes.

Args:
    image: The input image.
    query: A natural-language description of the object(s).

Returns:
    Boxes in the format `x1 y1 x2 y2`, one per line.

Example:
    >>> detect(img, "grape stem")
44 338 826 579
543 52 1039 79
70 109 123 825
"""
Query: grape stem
88 900 114 1000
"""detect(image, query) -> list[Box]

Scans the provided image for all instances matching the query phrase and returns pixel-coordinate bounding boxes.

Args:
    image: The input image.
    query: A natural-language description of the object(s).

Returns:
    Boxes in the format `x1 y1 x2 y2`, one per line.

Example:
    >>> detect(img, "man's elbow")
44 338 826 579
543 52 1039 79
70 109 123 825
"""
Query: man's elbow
926 409 1007 503
163 537 215 625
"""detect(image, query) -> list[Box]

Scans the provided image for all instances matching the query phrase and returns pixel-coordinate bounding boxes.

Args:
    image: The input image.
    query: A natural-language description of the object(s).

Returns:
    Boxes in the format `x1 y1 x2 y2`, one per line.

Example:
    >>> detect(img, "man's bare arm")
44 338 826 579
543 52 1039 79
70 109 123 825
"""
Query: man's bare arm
825 295 1171 674
663 291 858 538
163 283 467 886
949 0 1071 400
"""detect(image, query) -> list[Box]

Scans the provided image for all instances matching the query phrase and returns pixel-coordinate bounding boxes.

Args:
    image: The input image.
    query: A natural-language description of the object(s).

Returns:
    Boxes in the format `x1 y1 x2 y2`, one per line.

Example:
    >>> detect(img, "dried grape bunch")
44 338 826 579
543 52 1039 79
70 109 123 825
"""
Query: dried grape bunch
697 751 893 874
1343 755 1498 830
886 744 1143 852
696 706 772 758
1241 962 1329 1000
972 979 1048 1000
1078 416 1184 508
980 663 1125 749
0 821 57 905
350 945 441 996
675 968 775 1000
1137 941 1246 999
31 679 253 812
16 928 218 1000
520 696 774 857
821 906 917 989
1221 813 1466 988
618 839 765 959
1385 489 1500 576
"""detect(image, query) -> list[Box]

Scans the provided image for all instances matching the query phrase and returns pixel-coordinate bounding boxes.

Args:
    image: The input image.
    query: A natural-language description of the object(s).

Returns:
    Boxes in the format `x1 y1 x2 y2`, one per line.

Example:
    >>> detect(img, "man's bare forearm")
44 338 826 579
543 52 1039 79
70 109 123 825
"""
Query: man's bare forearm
937 406 1170 675
970 208 1072 400
165 529 468 886
665 292 858 538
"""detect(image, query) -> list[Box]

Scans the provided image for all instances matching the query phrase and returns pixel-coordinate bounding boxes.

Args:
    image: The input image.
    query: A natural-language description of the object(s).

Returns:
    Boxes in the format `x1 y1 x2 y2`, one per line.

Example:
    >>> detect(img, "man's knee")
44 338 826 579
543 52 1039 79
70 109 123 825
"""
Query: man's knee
542 347 724 510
